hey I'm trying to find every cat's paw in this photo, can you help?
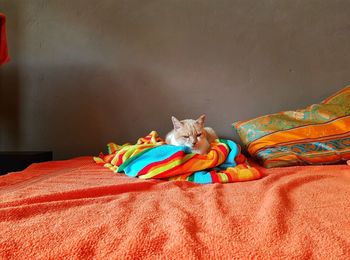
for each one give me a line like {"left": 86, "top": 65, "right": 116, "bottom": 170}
{"left": 191, "top": 149, "right": 201, "bottom": 155}
{"left": 191, "top": 148, "right": 208, "bottom": 155}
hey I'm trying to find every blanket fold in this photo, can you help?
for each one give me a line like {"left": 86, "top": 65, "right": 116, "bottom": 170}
{"left": 94, "top": 131, "right": 262, "bottom": 184}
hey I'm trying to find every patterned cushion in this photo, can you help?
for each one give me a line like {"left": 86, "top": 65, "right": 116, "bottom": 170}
{"left": 233, "top": 86, "right": 350, "bottom": 168}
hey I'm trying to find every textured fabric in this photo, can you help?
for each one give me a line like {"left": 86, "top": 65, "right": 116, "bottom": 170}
{"left": 94, "top": 131, "right": 261, "bottom": 184}
{"left": 0, "top": 13, "right": 10, "bottom": 65}
{"left": 1, "top": 157, "right": 350, "bottom": 259}
{"left": 233, "top": 85, "right": 350, "bottom": 168}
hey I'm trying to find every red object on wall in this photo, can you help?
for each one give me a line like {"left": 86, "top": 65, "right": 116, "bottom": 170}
{"left": 0, "top": 13, "right": 10, "bottom": 65}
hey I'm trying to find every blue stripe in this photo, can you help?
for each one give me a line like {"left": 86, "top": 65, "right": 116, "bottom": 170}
{"left": 219, "top": 139, "right": 238, "bottom": 168}
{"left": 123, "top": 145, "right": 190, "bottom": 177}
{"left": 191, "top": 171, "right": 213, "bottom": 184}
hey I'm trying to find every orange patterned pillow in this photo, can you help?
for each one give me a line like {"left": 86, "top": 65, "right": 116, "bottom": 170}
{"left": 233, "top": 86, "right": 350, "bottom": 168}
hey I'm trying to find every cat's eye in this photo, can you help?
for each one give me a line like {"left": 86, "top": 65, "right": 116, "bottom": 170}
{"left": 197, "top": 133, "right": 202, "bottom": 137}
{"left": 183, "top": 135, "right": 189, "bottom": 138}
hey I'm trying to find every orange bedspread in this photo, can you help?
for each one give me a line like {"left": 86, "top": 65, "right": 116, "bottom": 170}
{"left": 1, "top": 157, "right": 350, "bottom": 259}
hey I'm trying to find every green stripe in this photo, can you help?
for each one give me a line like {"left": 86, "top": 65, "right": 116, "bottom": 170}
{"left": 218, "top": 172, "right": 228, "bottom": 183}
{"left": 117, "top": 147, "right": 155, "bottom": 173}
{"left": 187, "top": 174, "right": 194, "bottom": 182}
{"left": 141, "top": 159, "right": 183, "bottom": 178}
{"left": 219, "top": 138, "right": 228, "bottom": 145}
{"left": 140, "top": 154, "right": 195, "bottom": 179}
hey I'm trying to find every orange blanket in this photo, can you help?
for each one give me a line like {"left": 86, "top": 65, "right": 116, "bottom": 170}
{"left": 1, "top": 157, "right": 350, "bottom": 258}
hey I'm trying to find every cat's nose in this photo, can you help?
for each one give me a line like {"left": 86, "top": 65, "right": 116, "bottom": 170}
{"left": 192, "top": 140, "right": 197, "bottom": 145}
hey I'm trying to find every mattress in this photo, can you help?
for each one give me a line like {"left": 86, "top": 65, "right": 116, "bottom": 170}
{"left": 1, "top": 157, "right": 350, "bottom": 259}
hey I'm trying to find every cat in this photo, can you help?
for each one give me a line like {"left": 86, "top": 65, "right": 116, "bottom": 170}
{"left": 165, "top": 115, "right": 218, "bottom": 155}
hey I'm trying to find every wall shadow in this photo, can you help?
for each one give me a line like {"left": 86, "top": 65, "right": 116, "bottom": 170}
{"left": 18, "top": 64, "right": 179, "bottom": 159}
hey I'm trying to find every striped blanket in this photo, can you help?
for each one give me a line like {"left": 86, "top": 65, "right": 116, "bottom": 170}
{"left": 94, "top": 131, "right": 262, "bottom": 184}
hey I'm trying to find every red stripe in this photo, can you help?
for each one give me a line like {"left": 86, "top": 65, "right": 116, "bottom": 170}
{"left": 208, "top": 145, "right": 228, "bottom": 168}
{"left": 210, "top": 170, "right": 220, "bottom": 183}
{"left": 217, "top": 144, "right": 229, "bottom": 158}
{"left": 225, "top": 171, "right": 233, "bottom": 182}
{"left": 153, "top": 154, "right": 198, "bottom": 179}
{"left": 138, "top": 151, "right": 186, "bottom": 176}
{"left": 235, "top": 154, "right": 246, "bottom": 164}
{"left": 116, "top": 151, "right": 126, "bottom": 166}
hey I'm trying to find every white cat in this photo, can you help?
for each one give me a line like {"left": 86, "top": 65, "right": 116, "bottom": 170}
{"left": 165, "top": 115, "right": 218, "bottom": 155}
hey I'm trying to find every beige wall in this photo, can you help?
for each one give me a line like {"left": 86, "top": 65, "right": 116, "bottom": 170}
{"left": 0, "top": 0, "right": 349, "bottom": 159}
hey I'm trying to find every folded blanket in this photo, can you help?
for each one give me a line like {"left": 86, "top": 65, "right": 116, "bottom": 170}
{"left": 94, "top": 131, "right": 262, "bottom": 184}
{"left": 0, "top": 13, "right": 10, "bottom": 65}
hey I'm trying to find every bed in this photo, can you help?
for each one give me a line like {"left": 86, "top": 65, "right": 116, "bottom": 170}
{"left": 1, "top": 156, "right": 350, "bottom": 259}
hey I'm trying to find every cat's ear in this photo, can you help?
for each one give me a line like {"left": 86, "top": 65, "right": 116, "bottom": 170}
{"left": 171, "top": 116, "right": 183, "bottom": 130}
{"left": 196, "top": 114, "right": 206, "bottom": 126}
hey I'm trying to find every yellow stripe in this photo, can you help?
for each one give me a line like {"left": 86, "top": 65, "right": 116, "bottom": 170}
{"left": 218, "top": 172, "right": 228, "bottom": 183}
{"left": 140, "top": 154, "right": 195, "bottom": 179}
{"left": 139, "top": 158, "right": 183, "bottom": 179}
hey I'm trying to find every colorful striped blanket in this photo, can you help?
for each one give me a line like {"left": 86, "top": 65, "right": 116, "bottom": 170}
{"left": 94, "top": 131, "right": 262, "bottom": 184}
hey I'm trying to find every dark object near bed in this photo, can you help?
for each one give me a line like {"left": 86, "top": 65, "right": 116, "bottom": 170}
{"left": 0, "top": 151, "right": 52, "bottom": 175}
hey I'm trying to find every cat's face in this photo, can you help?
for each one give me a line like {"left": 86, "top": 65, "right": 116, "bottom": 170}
{"left": 171, "top": 115, "right": 207, "bottom": 149}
